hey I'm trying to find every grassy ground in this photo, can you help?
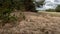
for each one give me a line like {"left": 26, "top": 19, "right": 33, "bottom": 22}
{"left": 0, "top": 11, "right": 60, "bottom": 34}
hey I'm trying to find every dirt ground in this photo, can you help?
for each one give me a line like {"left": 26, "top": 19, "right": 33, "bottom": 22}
{"left": 0, "top": 12, "right": 60, "bottom": 34}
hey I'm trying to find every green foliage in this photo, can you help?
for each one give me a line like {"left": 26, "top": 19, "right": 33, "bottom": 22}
{"left": 46, "top": 9, "right": 55, "bottom": 12}
{"left": 55, "top": 5, "right": 60, "bottom": 12}
{"left": 0, "top": 0, "right": 36, "bottom": 25}
{"left": 45, "top": 5, "right": 60, "bottom": 12}
{"left": 0, "top": 0, "right": 26, "bottom": 26}
{"left": 23, "top": 0, "right": 36, "bottom": 12}
{"left": 0, "top": 0, "right": 13, "bottom": 24}
{"left": 37, "top": 0, "right": 45, "bottom": 5}
{"left": 0, "top": 8, "right": 16, "bottom": 24}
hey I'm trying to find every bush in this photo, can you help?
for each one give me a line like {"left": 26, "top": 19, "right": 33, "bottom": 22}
{"left": 0, "top": 8, "right": 25, "bottom": 26}
{"left": 0, "top": 0, "right": 26, "bottom": 26}
{"left": 0, "top": 8, "right": 15, "bottom": 25}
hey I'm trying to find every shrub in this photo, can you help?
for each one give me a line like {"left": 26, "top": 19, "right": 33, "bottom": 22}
{"left": 0, "top": 8, "right": 14, "bottom": 25}
{"left": 0, "top": 0, "right": 26, "bottom": 26}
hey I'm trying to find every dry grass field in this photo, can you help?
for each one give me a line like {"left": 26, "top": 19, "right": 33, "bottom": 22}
{"left": 0, "top": 11, "right": 60, "bottom": 34}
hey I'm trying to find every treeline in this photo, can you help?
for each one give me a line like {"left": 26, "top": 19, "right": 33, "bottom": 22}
{"left": 46, "top": 5, "right": 60, "bottom": 12}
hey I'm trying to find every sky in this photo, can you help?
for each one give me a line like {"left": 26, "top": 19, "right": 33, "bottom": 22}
{"left": 35, "top": 0, "right": 60, "bottom": 10}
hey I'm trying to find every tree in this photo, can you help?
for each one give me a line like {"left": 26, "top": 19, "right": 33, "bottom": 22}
{"left": 55, "top": 5, "right": 60, "bottom": 12}
{"left": 23, "top": 0, "right": 37, "bottom": 12}
{"left": 34, "top": 0, "right": 45, "bottom": 7}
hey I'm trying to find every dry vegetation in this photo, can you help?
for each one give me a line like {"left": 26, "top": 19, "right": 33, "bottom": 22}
{"left": 0, "top": 12, "right": 60, "bottom": 34}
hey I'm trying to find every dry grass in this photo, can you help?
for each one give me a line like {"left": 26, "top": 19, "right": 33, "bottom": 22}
{"left": 0, "top": 12, "right": 60, "bottom": 34}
